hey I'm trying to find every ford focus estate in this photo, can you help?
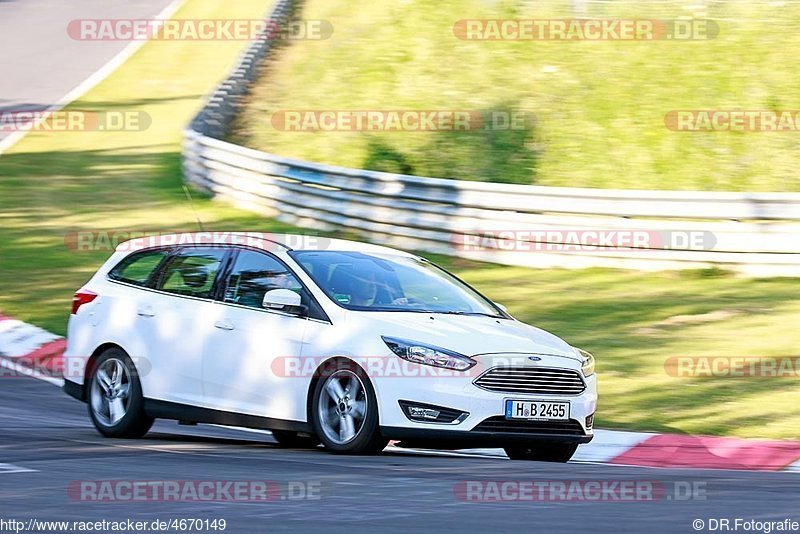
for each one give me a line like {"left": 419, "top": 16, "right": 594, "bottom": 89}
{"left": 64, "top": 233, "right": 597, "bottom": 461}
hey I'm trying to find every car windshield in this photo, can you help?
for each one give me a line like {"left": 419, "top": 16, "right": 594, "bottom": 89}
{"left": 290, "top": 250, "right": 503, "bottom": 316}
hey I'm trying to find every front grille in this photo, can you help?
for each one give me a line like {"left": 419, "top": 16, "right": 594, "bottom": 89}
{"left": 474, "top": 366, "right": 586, "bottom": 395}
{"left": 473, "top": 416, "right": 586, "bottom": 436}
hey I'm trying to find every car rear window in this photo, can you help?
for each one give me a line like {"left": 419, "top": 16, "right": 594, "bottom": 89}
{"left": 108, "top": 249, "right": 169, "bottom": 287}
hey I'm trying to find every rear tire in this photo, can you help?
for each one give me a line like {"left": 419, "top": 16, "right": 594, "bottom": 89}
{"left": 504, "top": 442, "right": 578, "bottom": 462}
{"left": 271, "top": 430, "right": 320, "bottom": 449}
{"left": 87, "top": 348, "right": 154, "bottom": 438}
{"left": 311, "top": 361, "right": 387, "bottom": 454}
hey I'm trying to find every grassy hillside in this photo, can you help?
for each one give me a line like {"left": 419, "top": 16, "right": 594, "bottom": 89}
{"left": 230, "top": 0, "right": 800, "bottom": 191}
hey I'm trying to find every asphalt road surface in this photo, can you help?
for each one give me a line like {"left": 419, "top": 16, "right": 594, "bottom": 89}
{"left": 0, "top": 0, "right": 177, "bottom": 143}
{"left": 0, "top": 375, "right": 797, "bottom": 534}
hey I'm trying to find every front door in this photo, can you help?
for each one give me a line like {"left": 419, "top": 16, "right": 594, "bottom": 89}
{"left": 201, "top": 249, "right": 309, "bottom": 420}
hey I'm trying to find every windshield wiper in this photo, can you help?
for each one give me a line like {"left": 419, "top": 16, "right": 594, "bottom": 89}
{"left": 435, "top": 311, "right": 503, "bottom": 318}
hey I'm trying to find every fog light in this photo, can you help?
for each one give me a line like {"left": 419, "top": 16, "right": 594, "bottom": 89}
{"left": 585, "top": 413, "right": 594, "bottom": 429}
{"left": 399, "top": 400, "right": 468, "bottom": 424}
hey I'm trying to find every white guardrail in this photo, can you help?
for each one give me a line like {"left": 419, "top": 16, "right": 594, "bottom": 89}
{"left": 182, "top": 0, "right": 800, "bottom": 277}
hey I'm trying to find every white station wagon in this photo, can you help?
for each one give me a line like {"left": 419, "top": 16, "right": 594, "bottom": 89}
{"left": 64, "top": 233, "right": 597, "bottom": 461}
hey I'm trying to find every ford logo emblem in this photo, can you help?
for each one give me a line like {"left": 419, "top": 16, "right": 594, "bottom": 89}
{"left": 528, "top": 356, "right": 542, "bottom": 362}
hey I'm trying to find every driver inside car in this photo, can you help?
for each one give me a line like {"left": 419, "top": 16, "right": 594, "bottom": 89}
{"left": 347, "top": 271, "right": 410, "bottom": 307}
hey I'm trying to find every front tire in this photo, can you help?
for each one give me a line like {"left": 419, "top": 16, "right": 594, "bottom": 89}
{"left": 310, "top": 362, "right": 387, "bottom": 454}
{"left": 87, "top": 348, "right": 153, "bottom": 438}
{"left": 504, "top": 442, "right": 578, "bottom": 462}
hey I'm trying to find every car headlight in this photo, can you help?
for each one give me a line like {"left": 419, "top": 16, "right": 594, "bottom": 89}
{"left": 574, "top": 347, "right": 595, "bottom": 377}
{"left": 382, "top": 337, "right": 477, "bottom": 371}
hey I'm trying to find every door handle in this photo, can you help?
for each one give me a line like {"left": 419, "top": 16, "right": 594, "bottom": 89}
{"left": 214, "top": 320, "right": 235, "bottom": 331}
{"left": 137, "top": 306, "right": 155, "bottom": 318}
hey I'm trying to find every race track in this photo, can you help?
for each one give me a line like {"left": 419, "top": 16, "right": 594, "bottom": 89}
{"left": 0, "top": 0, "right": 178, "bottom": 145}
{"left": 0, "top": 375, "right": 796, "bottom": 534}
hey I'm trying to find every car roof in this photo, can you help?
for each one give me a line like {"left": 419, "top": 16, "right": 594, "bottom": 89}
{"left": 115, "top": 232, "right": 415, "bottom": 258}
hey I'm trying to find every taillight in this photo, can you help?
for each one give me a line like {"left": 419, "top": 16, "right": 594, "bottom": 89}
{"left": 71, "top": 290, "right": 98, "bottom": 315}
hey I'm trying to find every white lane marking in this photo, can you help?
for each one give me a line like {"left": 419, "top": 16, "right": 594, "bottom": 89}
{"left": 208, "top": 424, "right": 273, "bottom": 436}
{"left": 787, "top": 460, "right": 800, "bottom": 473}
{"left": 0, "top": 0, "right": 188, "bottom": 155}
{"left": 65, "top": 438, "right": 211, "bottom": 456}
{"left": 572, "top": 429, "right": 655, "bottom": 463}
{"left": 0, "top": 463, "right": 36, "bottom": 474}
{"left": 0, "top": 355, "right": 64, "bottom": 387}
{"left": 386, "top": 445, "right": 505, "bottom": 459}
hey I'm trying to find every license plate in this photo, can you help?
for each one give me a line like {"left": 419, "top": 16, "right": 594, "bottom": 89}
{"left": 505, "top": 400, "right": 570, "bottom": 421}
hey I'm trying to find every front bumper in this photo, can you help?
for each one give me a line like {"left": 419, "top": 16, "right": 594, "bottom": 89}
{"left": 373, "top": 355, "right": 597, "bottom": 446}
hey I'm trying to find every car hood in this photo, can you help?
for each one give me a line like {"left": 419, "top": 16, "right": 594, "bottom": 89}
{"left": 357, "top": 312, "right": 577, "bottom": 360}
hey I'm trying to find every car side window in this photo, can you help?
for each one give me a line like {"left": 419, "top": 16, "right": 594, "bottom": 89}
{"left": 108, "top": 249, "right": 169, "bottom": 287}
{"left": 156, "top": 248, "right": 226, "bottom": 299}
{"left": 224, "top": 250, "right": 303, "bottom": 309}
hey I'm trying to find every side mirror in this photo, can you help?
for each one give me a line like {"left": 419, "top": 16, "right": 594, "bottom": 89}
{"left": 262, "top": 289, "right": 307, "bottom": 316}
{"left": 494, "top": 302, "right": 509, "bottom": 313}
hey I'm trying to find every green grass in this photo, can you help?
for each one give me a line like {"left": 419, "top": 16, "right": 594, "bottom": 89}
{"left": 229, "top": 0, "right": 800, "bottom": 191}
{"left": 0, "top": 0, "right": 799, "bottom": 440}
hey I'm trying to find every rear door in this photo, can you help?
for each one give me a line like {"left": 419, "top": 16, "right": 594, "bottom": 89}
{"left": 142, "top": 246, "right": 230, "bottom": 406}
